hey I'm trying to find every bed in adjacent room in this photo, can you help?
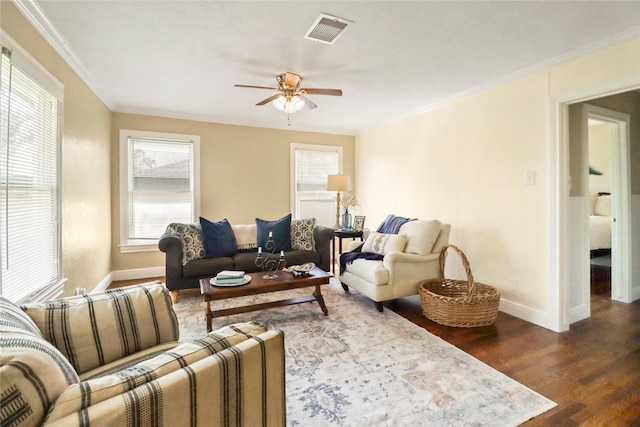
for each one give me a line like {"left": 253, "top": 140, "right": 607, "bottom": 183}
{"left": 589, "top": 192, "right": 611, "bottom": 251}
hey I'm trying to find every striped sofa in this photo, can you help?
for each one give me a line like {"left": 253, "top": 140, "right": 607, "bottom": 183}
{"left": 0, "top": 282, "right": 285, "bottom": 426}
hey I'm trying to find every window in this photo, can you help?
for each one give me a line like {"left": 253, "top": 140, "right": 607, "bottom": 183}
{"left": 0, "top": 38, "right": 64, "bottom": 303}
{"left": 290, "top": 143, "right": 342, "bottom": 227}
{"left": 119, "top": 130, "right": 200, "bottom": 252}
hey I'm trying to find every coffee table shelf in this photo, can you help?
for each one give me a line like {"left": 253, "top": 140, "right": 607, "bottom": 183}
{"left": 199, "top": 267, "right": 330, "bottom": 332}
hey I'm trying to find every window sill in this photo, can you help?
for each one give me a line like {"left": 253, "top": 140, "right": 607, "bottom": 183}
{"left": 119, "top": 242, "right": 159, "bottom": 253}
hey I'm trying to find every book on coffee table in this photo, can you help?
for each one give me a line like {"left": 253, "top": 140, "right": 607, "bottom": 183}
{"left": 216, "top": 270, "right": 245, "bottom": 279}
{"left": 214, "top": 277, "right": 245, "bottom": 285}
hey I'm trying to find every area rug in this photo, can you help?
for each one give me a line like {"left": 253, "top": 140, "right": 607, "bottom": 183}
{"left": 173, "top": 279, "right": 555, "bottom": 426}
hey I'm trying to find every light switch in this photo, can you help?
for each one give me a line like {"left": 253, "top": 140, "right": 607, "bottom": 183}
{"left": 525, "top": 171, "right": 535, "bottom": 186}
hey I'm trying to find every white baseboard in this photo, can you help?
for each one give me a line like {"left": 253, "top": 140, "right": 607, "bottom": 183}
{"left": 93, "top": 272, "right": 114, "bottom": 293}
{"left": 568, "top": 304, "right": 590, "bottom": 325}
{"left": 499, "top": 298, "right": 556, "bottom": 331}
{"left": 92, "top": 266, "right": 165, "bottom": 293}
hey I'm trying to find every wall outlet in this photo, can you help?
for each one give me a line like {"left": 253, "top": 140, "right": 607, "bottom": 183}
{"left": 525, "top": 171, "right": 535, "bottom": 186}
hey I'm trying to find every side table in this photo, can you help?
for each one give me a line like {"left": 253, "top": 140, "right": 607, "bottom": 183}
{"left": 332, "top": 229, "right": 364, "bottom": 273}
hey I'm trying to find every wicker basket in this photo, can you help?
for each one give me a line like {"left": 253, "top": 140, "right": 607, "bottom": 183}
{"left": 419, "top": 244, "right": 500, "bottom": 327}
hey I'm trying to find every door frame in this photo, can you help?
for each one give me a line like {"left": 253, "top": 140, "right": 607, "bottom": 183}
{"left": 582, "top": 104, "right": 631, "bottom": 304}
{"left": 548, "top": 75, "right": 639, "bottom": 332}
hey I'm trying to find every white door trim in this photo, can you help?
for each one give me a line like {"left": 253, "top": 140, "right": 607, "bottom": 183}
{"left": 549, "top": 74, "right": 639, "bottom": 332}
{"left": 583, "top": 104, "right": 632, "bottom": 303}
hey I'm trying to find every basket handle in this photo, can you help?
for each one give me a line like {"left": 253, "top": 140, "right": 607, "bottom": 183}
{"left": 438, "top": 244, "right": 476, "bottom": 300}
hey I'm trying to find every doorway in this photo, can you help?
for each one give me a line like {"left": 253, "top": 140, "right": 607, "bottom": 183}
{"left": 550, "top": 84, "right": 638, "bottom": 332}
{"left": 563, "top": 99, "right": 633, "bottom": 326}
{"left": 582, "top": 104, "right": 631, "bottom": 309}
{"left": 587, "top": 117, "right": 615, "bottom": 297}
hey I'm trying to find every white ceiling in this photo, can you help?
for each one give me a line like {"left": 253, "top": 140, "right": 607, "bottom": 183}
{"left": 17, "top": 1, "right": 640, "bottom": 135}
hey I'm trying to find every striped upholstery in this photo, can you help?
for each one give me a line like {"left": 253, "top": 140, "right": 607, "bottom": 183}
{"left": 2, "top": 283, "right": 286, "bottom": 427}
{"left": 80, "top": 323, "right": 266, "bottom": 380}
{"left": 21, "top": 283, "right": 179, "bottom": 375}
{"left": 79, "top": 342, "right": 180, "bottom": 381}
{"left": 0, "top": 297, "right": 79, "bottom": 427}
{"left": 43, "top": 328, "right": 286, "bottom": 427}
{"left": 47, "top": 323, "right": 278, "bottom": 425}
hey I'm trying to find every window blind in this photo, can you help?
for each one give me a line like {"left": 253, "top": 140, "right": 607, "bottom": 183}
{"left": 127, "top": 137, "right": 195, "bottom": 240}
{"left": 295, "top": 149, "right": 339, "bottom": 191}
{"left": 0, "top": 46, "right": 62, "bottom": 302}
{"left": 292, "top": 147, "right": 339, "bottom": 227}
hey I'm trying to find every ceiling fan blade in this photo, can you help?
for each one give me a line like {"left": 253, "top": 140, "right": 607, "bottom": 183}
{"left": 301, "top": 88, "right": 342, "bottom": 96}
{"left": 256, "top": 94, "right": 282, "bottom": 106}
{"left": 284, "top": 72, "right": 301, "bottom": 88}
{"left": 299, "top": 94, "right": 317, "bottom": 110}
{"left": 234, "top": 84, "right": 278, "bottom": 90}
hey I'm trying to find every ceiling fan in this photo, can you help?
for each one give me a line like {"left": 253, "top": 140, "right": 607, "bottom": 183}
{"left": 234, "top": 72, "right": 342, "bottom": 113}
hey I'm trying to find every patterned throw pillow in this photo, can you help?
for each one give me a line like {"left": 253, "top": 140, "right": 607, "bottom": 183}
{"left": 166, "top": 222, "right": 205, "bottom": 265}
{"left": 291, "top": 218, "right": 316, "bottom": 251}
{"left": 362, "top": 232, "right": 408, "bottom": 255}
{"left": 0, "top": 297, "right": 79, "bottom": 427}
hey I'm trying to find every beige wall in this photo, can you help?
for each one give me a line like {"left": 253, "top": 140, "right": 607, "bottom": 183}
{"left": 355, "top": 37, "right": 640, "bottom": 321}
{"left": 2, "top": 1, "right": 355, "bottom": 286}
{"left": 111, "top": 113, "right": 355, "bottom": 271}
{"left": 2, "top": 2, "right": 113, "bottom": 296}
{"left": 5, "top": 0, "right": 638, "bottom": 316}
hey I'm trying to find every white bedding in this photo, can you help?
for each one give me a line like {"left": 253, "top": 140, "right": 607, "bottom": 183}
{"left": 590, "top": 215, "right": 611, "bottom": 250}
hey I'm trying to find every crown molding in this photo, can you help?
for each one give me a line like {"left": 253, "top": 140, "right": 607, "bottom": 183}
{"left": 362, "top": 26, "right": 640, "bottom": 135}
{"left": 12, "top": 0, "right": 115, "bottom": 109}
{"left": 12, "top": 1, "right": 639, "bottom": 137}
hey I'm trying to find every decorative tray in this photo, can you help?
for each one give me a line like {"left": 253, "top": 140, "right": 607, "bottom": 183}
{"left": 210, "top": 275, "right": 252, "bottom": 287}
{"left": 287, "top": 262, "right": 315, "bottom": 275}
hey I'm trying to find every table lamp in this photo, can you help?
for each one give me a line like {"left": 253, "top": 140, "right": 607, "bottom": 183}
{"left": 327, "top": 174, "right": 351, "bottom": 229}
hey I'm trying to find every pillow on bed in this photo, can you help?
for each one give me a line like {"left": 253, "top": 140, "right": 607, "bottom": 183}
{"left": 594, "top": 195, "right": 611, "bottom": 216}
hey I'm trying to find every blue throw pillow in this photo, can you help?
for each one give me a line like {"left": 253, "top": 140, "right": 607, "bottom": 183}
{"left": 199, "top": 217, "right": 238, "bottom": 258}
{"left": 256, "top": 214, "right": 292, "bottom": 253}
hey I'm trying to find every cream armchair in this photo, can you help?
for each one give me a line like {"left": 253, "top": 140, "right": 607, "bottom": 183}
{"left": 339, "top": 219, "right": 450, "bottom": 311}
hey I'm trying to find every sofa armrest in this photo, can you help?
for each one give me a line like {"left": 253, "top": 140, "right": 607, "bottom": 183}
{"left": 313, "top": 226, "right": 335, "bottom": 272}
{"left": 383, "top": 252, "right": 441, "bottom": 286}
{"left": 158, "top": 231, "right": 182, "bottom": 254}
{"left": 383, "top": 251, "right": 439, "bottom": 265}
{"left": 44, "top": 326, "right": 286, "bottom": 427}
{"left": 158, "top": 232, "right": 187, "bottom": 292}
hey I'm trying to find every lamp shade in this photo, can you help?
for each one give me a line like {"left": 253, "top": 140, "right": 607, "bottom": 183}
{"left": 273, "top": 95, "right": 305, "bottom": 113}
{"left": 327, "top": 174, "right": 350, "bottom": 192}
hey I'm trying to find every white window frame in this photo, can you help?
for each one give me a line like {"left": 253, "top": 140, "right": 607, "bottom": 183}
{"left": 289, "top": 143, "right": 343, "bottom": 225}
{"left": 0, "top": 33, "right": 65, "bottom": 303}
{"left": 119, "top": 129, "right": 200, "bottom": 253}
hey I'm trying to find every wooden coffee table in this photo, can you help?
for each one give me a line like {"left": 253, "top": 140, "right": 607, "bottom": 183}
{"left": 199, "top": 266, "right": 331, "bottom": 332}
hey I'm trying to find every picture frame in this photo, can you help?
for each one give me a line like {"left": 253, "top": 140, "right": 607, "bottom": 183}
{"left": 354, "top": 216, "right": 366, "bottom": 231}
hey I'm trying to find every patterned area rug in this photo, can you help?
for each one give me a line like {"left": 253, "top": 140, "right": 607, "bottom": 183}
{"left": 173, "top": 279, "right": 555, "bottom": 426}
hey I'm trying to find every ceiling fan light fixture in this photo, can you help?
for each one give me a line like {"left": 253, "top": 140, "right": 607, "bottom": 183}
{"left": 273, "top": 95, "right": 305, "bottom": 114}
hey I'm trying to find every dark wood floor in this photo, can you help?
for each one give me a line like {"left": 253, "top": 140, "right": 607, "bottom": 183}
{"left": 112, "top": 275, "right": 640, "bottom": 425}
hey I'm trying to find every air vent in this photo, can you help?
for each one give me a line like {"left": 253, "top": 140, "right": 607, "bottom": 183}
{"left": 304, "top": 13, "right": 353, "bottom": 45}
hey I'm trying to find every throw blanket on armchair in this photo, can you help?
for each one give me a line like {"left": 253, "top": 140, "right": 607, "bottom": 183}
{"left": 340, "top": 215, "right": 414, "bottom": 274}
